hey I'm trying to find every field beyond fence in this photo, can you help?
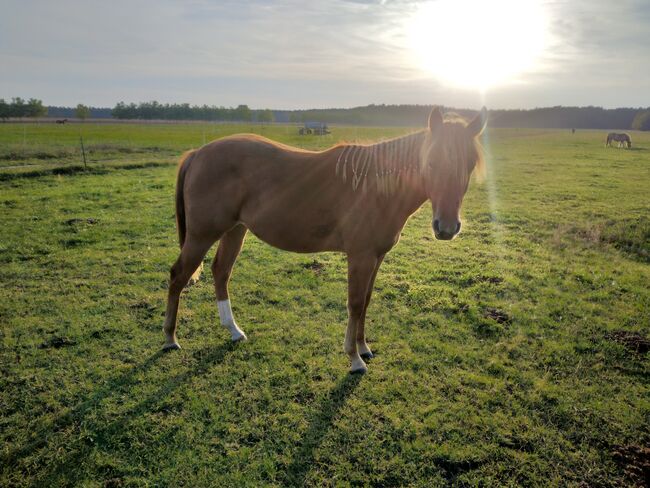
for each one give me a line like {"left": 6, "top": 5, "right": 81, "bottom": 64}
{"left": 1, "top": 123, "right": 648, "bottom": 486}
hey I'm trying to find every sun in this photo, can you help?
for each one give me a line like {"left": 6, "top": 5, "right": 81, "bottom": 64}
{"left": 407, "top": 0, "right": 549, "bottom": 90}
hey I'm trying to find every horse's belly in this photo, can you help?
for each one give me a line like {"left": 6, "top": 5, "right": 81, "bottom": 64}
{"left": 242, "top": 215, "right": 343, "bottom": 253}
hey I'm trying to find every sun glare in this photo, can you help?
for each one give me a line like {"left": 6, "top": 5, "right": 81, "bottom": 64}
{"left": 407, "top": 0, "right": 548, "bottom": 89}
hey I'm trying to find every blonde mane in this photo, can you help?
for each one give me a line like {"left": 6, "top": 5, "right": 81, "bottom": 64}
{"left": 335, "top": 117, "right": 485, "bottom": 193}
{"left": 335, "top": 131, "right": 426, "bottom": 193}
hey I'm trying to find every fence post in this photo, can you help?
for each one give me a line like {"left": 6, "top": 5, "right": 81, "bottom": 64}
{"left": 79, "top": 135, "right": 87, "bottom": 169}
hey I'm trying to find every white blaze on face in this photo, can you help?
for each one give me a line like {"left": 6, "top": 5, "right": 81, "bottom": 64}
{"left": 407, "top": 0, "right": 549, "bottom": 89}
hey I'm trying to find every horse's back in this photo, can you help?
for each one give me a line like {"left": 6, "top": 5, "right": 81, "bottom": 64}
{"left": 181, "top": 134, "right": 341, "bottom": 242}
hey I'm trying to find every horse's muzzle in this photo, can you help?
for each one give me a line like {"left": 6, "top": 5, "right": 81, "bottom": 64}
{"left": 433, "top": 219, "right": 461, "bottom": 240}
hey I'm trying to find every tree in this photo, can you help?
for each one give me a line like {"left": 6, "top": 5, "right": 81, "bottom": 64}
{"left": 110, "top": 101, "right": 260, "bottom": 122}
{"left": 257, "top": 109, "right": 274, "bottom": 124}
{"left": 0, "top": 99, "right": 9, "bottom": 121}
{"left": 76, "top": 104, "right": 91, "bottom": 121}
{"left": 631, "top": 110, "right": 650, "bottom": 131}
{"left": 233, "top": 104, "right": 252, "bottom": 122}
{"left": 10, "top": 97, "right": 26, "bottom": 117}
{"left": 25, "top": 98, "right": 47, "bottom": 118}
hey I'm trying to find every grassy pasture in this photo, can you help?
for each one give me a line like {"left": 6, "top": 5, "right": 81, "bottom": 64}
{"left": 0, "top": 122, "right": 407, "bottom": 173}
{"left": 1, "top": 123, "right": 649, "bottom": 487}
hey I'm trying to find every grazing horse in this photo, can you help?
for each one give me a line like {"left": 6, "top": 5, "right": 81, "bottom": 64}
{"left": 606, "top": 132, "right": 631, "bottom": 148}
{"left": 55, "top": 119, "right": 68, "bottom": 124}
{"left": 162, "top": 107, "right": 488, "bottom": 373}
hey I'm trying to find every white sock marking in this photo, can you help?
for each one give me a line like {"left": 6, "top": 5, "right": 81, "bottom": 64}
{"left": 217, "top": 299, "right": 247, "bottom": 341}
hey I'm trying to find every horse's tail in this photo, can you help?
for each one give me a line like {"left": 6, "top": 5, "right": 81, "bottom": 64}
{"left": 176, "top": 150, "right": 193, "bottom": 249}
{"left": 176, "top": 149, "right": 203, "bottom": 282}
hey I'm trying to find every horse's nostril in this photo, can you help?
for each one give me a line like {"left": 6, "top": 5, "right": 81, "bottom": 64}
{"left": 433, "top": 219, "right": 440, "bottom": 233}
{"left": 456, "top": 221, "right": 461, "bottom": 233}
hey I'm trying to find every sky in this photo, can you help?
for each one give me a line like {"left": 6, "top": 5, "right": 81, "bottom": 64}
{"left": 1, "top": 0, "right": 649, "bottom": 110}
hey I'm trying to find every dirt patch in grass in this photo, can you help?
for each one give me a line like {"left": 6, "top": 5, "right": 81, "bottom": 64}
{"left": 129, "top": 300, "right": 158, "bottom": 320}
{"left": 470, "top": 306, "right": 512, "bottom": 338}
{"left": 0, "top": 161, "right": 171, "bottom": 181}
{"left": 460, "top": 274, "right": 504, "bottom": 287}
{"left": 39, "top": 336, "right": 77, "bottom": 349}
{"left": 611, "top": 444, "right": 650, "bottom": 487}
{"left": 65, "top": 217, "right": 99, "bottom": 226}
{"left": 89, "top": 328, "right": 111, "bottom": 339}
{"left": 606, "top": 330, "right": 650, "bottom": 354}
{"left": 0, "top": 148, "right": 76, "bottom": 161}
{"left": 87, "top": 144, "right": 168, "bottom": 154}
{"left": 483, "top": 307, "right": 512, "bottom": 325}
{"left": 600, "top": 217, "right": 650, "bottom": 262}
{"left": 301, "top": 259, "right": 325, "bottom": 275}
{"left": 60, "top": 238, "right": 88, "bottom": 248}
{"left": 554, "top": 217, "right": 649, "bottom": 263}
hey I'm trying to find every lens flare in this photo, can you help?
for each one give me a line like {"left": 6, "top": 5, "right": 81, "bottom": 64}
{"left": 407, "top": 0, "right": 548, "bottom": 89}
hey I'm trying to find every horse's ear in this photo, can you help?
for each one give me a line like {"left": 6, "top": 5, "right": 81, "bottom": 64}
{"left": 467, "top": 106, "right": 488, "bottom": 137}
{"left": 428, "top": 106, "right": 443, "bottom": 134}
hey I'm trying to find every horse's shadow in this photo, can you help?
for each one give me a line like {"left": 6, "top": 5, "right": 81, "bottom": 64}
{"left": 281, "top": 373, "right": 362, "bottom": 486}
{"left": 7, "top": 340, "right": 362, "bottom": 487}
{"left": 3, "top": 350, "right": 163, "bottom": 467}
{"left": 5, "top": 340, "right": 235, "bottom": 486}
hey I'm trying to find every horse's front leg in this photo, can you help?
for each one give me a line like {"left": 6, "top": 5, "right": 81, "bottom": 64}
{"left": 345, "top": 253, "right": 380, "bottom": 374}
{"left": 356, "top": 254, "right": 385, "bottom": 360}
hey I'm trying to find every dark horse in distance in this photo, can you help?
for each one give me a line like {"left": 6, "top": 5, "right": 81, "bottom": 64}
{"left": 606, "top": 132, "right": 631, "bottom": 148}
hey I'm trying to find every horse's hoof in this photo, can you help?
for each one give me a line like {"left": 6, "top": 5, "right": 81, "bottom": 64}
{"left": 360, "top": 351, "right": 374, "bottom": 360}
{"left": 162, "top": 342, "right": 181, "bottom": 351}
{"left": 350, "top": 366, "right": 367, "bottom": 375}
{"left": 231, "top": 333, "right": 247, "bottom": 343}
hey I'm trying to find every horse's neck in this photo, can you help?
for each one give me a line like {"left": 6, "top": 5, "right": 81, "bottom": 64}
{"left": 337, "top": 131, "right": 426, "bottom": 195}
{"left": 369, "top": 132, "right": 428, "bottom": 212}
{"left": 370, "top": 131, "right": 425, "bottom": 174}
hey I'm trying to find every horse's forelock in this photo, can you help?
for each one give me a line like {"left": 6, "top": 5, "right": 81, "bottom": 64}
{"left": 421, "top": 121, "right": 485, "bottom": 184}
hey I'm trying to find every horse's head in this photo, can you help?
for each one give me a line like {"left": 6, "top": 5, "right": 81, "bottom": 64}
{"left": 421, "top": 107, "right": 487, "bottom": 240}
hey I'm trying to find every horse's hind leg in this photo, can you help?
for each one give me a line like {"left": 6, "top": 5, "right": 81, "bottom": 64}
{"left": 162, "top": 236, "right": 214, "bottom": 350}
{"left": 212, "top": 224, "right": 248, "bottom": 341}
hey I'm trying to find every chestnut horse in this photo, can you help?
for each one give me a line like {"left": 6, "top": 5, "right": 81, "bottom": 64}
{"left": 162, "top": 107, "right": 487, "bottom": 373}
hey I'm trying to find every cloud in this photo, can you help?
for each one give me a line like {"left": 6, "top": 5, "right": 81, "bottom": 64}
{"left": 0, "top": 0, "right": 647, "bottom": 108}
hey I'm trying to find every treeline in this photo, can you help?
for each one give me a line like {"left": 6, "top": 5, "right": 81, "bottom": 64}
{"left": 488, "top": 106, "right": 647, "bottom": 130}
{"left": 0, "top": 98, "right": 47, "bottom": 119}
{"left": 111, "top": 101, "right": 258, "bottom": 121}
{"left": 47, "top": 106, "right": 113, "bottom": 119}
{"left": 279, "top": 104, "right": 650, "bottom": 130}
{"left": 4, "top": 96, "right": 649, "bottom": 129}
{"left": 106, "top": 101, "right": 650, "bottom": 130}
{"left": 281, "top": 104, "right": 432, "bottom": 126}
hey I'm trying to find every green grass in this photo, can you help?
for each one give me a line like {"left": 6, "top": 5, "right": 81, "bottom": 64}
{"left": 0, "top": 122, "right": 408, "bottom": 171}
{"left": 1, "top": 123, "right": 649, "bottom": 487}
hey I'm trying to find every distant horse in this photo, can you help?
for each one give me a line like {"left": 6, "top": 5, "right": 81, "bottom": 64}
{"left": 55, "top": 119, "right": 68, "bottom": 124}
{"left": 162, "top": 107, "right": 488, "bottom": 373}
{"left": 606, "top": 132, "right": 631, "bottom": 148}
